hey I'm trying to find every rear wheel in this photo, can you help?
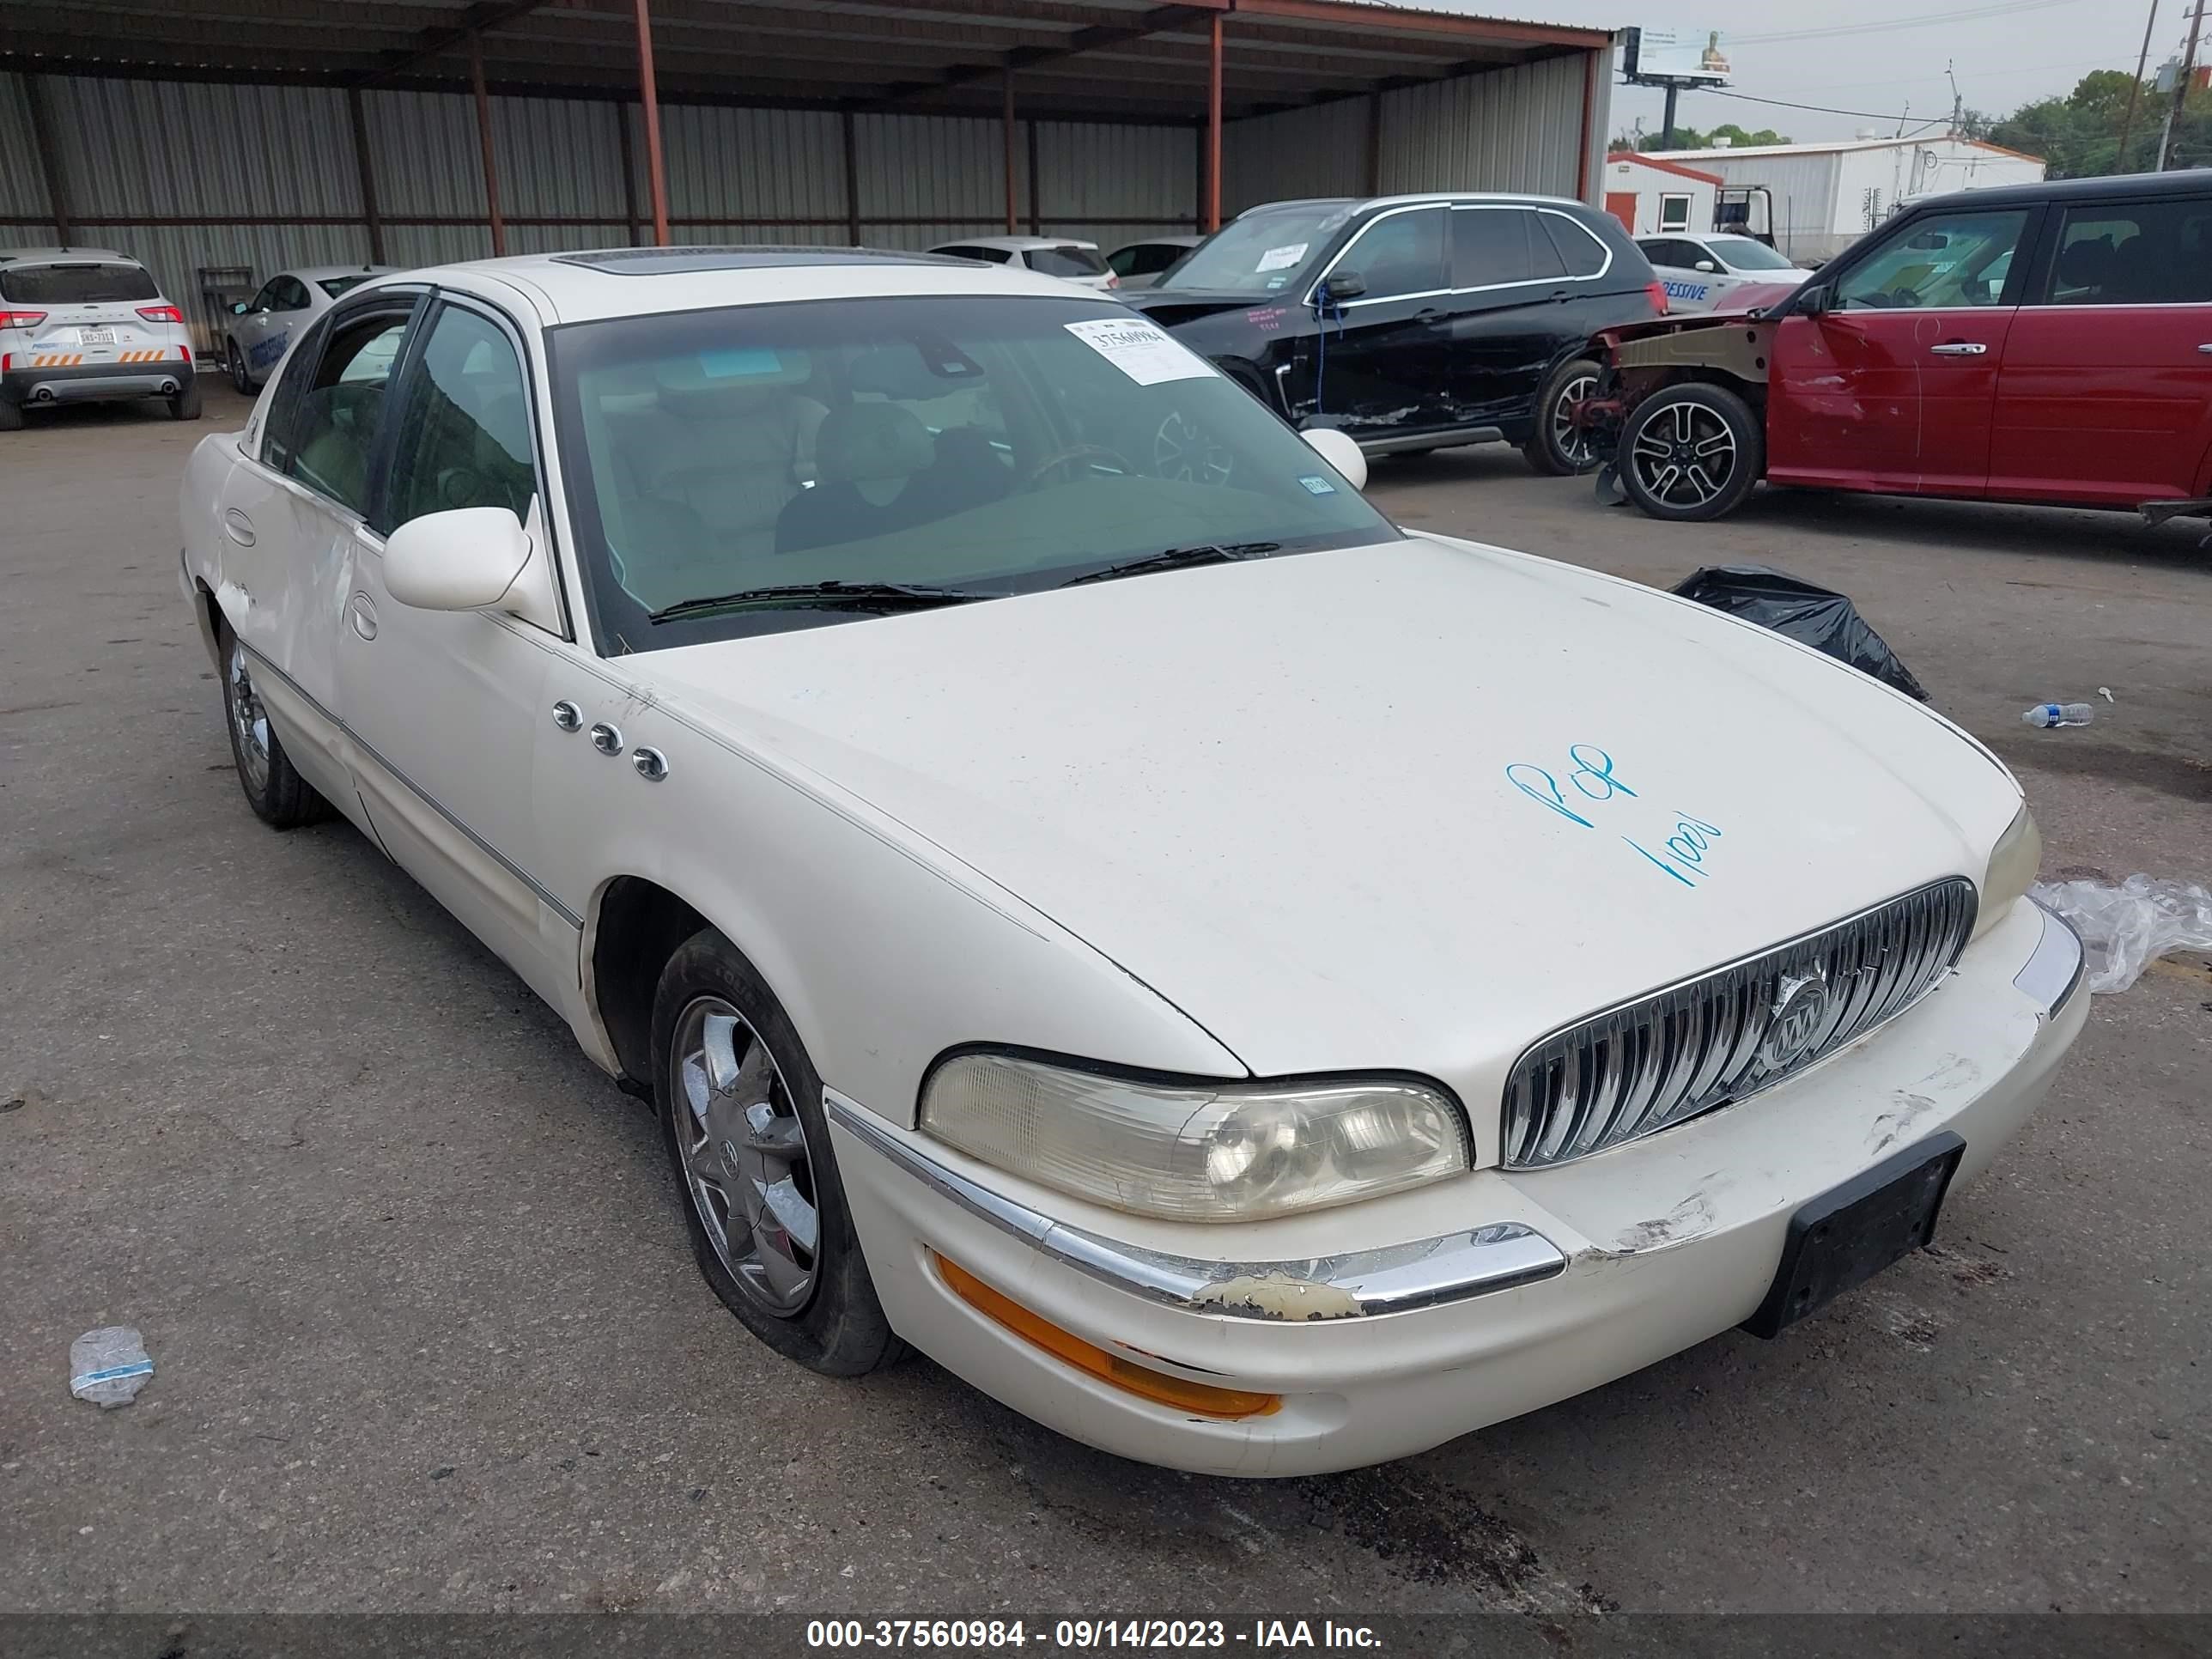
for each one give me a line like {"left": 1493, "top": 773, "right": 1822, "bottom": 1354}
{"left": 220, "top": 622, "right": 328, "bottom": 828}
{"left": 228, "top": 339, "right": 252, "bottom": 395}
{"left": 0, "top": 398, "right": 21, "bottom": 433}
{"left": 651, "top": 927, "right": 902, "bottom": 1377}
{"left": 167, "top": 378, "right": 203, "bottom": 422}
{"left": 1617, "top": 381, "right": 1764, "bottom": 522}
{"left": 1522, "top": 356, "right": 1603, "bottom": 476}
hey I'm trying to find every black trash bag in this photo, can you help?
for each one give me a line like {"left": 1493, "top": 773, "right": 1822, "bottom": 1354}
{"left": 1671, "top": 564, "right": 1930, "bottom": 702}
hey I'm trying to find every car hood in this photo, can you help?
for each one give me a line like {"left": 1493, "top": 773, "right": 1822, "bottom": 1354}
{"left": 641, "top": 537, "right": 2018, "bottom": 1104}
{"left": 1121, "top": 289, "right": 1295, "bottom": 328}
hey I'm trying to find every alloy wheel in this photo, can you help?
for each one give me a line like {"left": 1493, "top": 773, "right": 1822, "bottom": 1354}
{"left": 226, "top": 637, "right": 272, "bottom": 798}
{"left": 671, "top": 996, "right": 820, "bottom": 1317}
{"left": 1630, "top": 401, "right": 1738, "bottom": 508}
{"left": 1550, "top": 372, "right": 1599, "bottom": 468}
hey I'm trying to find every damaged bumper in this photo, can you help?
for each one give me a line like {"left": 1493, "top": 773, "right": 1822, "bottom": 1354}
{"left": 828, "top": 898, "right": 2085, "bottom": 1476}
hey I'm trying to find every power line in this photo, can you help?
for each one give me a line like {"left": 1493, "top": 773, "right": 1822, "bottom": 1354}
{"left": 1734, "top": 0, "right": 2092, "bottom": 46}
{"left": 1681, "top": 87, "right": 1955, "bottom": 125}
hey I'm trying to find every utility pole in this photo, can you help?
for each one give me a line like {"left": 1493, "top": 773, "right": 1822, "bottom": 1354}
{"left": 1948, "top": 60, "right": 1963, "bottom": 133}
{"left": 2118, "top": 0, "right": 2161, "bottom": 169}
{"left": 2160, "top": 0, "right": 2207, "bottom": 170}
{"left": 1660, "top": 82, "right": 1680, "bottom": 148}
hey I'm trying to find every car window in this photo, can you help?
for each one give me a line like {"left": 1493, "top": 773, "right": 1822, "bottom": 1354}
{"left": 1161, "top": 204, "right": 1355, "bottom": 295}
{"left": 1707, "top": 235, "right": 1795, "bottom": 271}
{"left": 1108, "top": 246, "right": 1145, "bottom": 277}
{"left": 938, "top": 246, "right": 1010, "bottom": 265}
{"left": 1335, "top": 207, "right": 1446, "bottom": 300}
{"left": 0, "top": 261, "right": 159, "bottom": 305}
{"left": 1454, "top": 209, "right": 1544, "bottom": 288}
{"left": 2043, "top": 198, "right": 2212, "bottom": 306}
{"left": 258, "top": 314, "right": 331, "bottom": 472}
{"left": 1028, "top": 245, "right": 1109, "bottom": 278}
{"left": 319, "top": 274, "right": 375, "bottom": 300}
{"left": 382, "top": 304, "right": 536, "bottom": 535}
{"left": 285, "top": 310, "right": 414, "bottom": 515}
{"left": 271, "top": 277, "right": 312, "bottom": 312}
{"left": 1835, "top": 209, "right": 2029, "bottom": 309}
{"left": 549, "top": 294, "right": 1397, "bottom": 652}
{"left": 1115, "top": 244, "right": 1179, "bottom": 277}
{"left": 1543, "top": 215, "right": 1610, "bottom": 278}
{"left": 250, "top": 279, "right": 283, "bottom": 313}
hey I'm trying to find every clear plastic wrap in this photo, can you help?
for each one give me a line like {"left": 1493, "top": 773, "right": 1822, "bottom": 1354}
{"left": 2030, "top": 876, "right": 2212, "bottom": 994}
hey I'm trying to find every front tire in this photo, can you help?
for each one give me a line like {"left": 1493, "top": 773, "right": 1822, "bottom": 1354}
{"left": 651, "top": 927, "right": 902, "bottom": 1378}
{"left": 220, "top": 621, "right": 328, "bottom": 827}
{"left": 1617, "top": 381, "right": 1764, "bottom": 521}
{"left": 1522, "top": 356, "right": 1603, "bottom": 476}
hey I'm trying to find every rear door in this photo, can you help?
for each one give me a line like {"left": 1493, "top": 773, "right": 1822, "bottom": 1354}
{"left": 1768, "top": 204, "right": 2035, "bottom": 496}
{"left": 0, "top": 258, "right": 181, "bottom": 375}
{"left": 1304, "top": 205, "right": 1455, "bottom": 437}
{"left": 1988, "top": 192, "right": 2212, "bottom": 505}
{"left": 1444, "top": 205, "right": 1578, "bottom": 428}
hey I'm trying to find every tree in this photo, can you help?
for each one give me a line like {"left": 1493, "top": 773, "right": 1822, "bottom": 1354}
{"left": 1608, "top": 120, "right": 1788, "bottom": 153}
{"left": 1984, "top": 68, "right": 2212, "bottom": 177}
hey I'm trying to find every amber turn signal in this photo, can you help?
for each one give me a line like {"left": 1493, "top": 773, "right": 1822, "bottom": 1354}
{"left": 933, "top": 1253, "right": 1281, "bottom": 1420}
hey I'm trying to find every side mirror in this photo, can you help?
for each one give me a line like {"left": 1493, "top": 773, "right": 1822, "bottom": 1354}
{"left": 1318, "top": 270, "right": 1366, "bottom": 303}
{"left": 231, "top": 301, "right": 249, "bottom": 315}
{"left": 1797, "top": 283, "right": 1832, "bottom": 318}
{"left": 1693, "top": 260, "right": 1717, "bottom": 273}
{"left": 385, "top": 507, "right": 532, "bottom": 611}
{"left": 1299, "top": 425, "right": 1367, "bottom": 493}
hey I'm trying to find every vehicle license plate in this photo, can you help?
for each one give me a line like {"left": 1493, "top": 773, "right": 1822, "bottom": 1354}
{"left": 1741, "top": 1132, "right": 1964, "bottom": 1338}
{"left": 79, "top": 326, "right": 117, "bottom": 346}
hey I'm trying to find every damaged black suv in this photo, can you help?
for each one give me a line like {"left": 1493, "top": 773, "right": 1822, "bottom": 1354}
{"left": 1121, "top": 193, "right": 1664, "bottom": 473}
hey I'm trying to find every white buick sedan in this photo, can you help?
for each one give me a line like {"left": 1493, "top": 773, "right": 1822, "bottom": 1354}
{"left": 179, "top": 248, "right": 2086, "bottom": 1476}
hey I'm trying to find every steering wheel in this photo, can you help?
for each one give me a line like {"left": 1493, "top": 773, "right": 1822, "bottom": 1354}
{"left": 1026, "top": 443, "right": 1135, "bottom": 487}
{"left": 1887, "top": 287, "right": 1923, "bottom": 308}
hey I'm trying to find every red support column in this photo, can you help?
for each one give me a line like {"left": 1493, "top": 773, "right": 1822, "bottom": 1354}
{"left": 1002, "top": 68, "right": 1018, "bottom": 234}
{"left": 470, "top": 36, "right": 506, "bottom": 257}
{"left": 1206, "top": 13, "right": 1223, "bottom": 232}
{"left": 1576, "top": 47, "right": 1599, "bottom": 203}
{"left": 635, "top": 0, "right": 671, "bottom": 246}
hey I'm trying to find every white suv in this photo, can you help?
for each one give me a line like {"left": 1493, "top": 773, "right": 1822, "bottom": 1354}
{"left": 0, "top": 246, "right": 199, "bottom": 429}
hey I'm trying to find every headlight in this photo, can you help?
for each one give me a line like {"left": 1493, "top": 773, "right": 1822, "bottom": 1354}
{"left": 918, "top": 1052, "right": 1469, "bottom": 1223}
{"left": 1973, "top": 802, "right": 2041, "bottom": 940}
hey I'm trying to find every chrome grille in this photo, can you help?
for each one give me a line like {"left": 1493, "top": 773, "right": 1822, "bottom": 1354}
{"left": 1502, "top": 878, "right": 1978, "bottom": 1170}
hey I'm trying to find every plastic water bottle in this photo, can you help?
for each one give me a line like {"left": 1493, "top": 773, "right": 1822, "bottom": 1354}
{"left": 2021, "top": 702, "right": 2094, "bottom": 728}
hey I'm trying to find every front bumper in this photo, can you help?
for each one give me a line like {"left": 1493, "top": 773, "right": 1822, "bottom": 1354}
{"left": 830, "top": 897, "right": 2087, "bottom": 1476}
{"left": 4, "top": 357, "right": 194, "bottom": 406}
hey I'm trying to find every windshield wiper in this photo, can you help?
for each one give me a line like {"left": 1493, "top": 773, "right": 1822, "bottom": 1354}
{"left": 647, "top": 580, "right": 995, "bottom": 623}
{"left": 1060, "top": 543, "right": 1282, "bottom": 588}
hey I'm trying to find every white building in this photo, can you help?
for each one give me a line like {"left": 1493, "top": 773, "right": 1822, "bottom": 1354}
{"left": 1600, "top": 152, "right": 1723, "bottom": 238}
{"left": 1641, "top": 135, "right": 2047, "bottom": 263}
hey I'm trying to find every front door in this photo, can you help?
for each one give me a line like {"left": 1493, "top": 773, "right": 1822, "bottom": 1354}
{"left": 1768, "top": 205, "right": 2033, "bottom": 497}
{"left": 1989, "top": 192, "right": 2212, "bottom": 505}
{"left": 1305, "top": 205, "right": 1455, "bottom": 438}
{"left": 336, "top": 295, "right": 576, "bottom": 1006}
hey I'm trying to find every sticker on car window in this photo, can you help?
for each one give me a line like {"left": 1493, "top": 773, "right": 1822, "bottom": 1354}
{"left": 1063, "top": 319, "right": 1213, "bottom": 386}
{"left": 700, "top": 348, "right": 783, "bottom": 378}
{"left": 1297, "top": 474, "right": 1337, "bottom": 495}
{"left": 1255, "top": 242, "right": 1309, "bottom": 272}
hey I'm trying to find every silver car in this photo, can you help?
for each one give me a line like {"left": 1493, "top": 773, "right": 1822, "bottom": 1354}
{"left": 1108, "top": 234, "right": 1204, "bottom": 290}
{"left": 1634, "top": 233, "right": 1812, "bottom": 313}
{"left": 222, "top": 264, "right": 396, "bottom": 392}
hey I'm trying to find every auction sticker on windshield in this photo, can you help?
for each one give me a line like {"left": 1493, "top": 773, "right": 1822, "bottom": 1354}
{"left": 1064, "top": 319, "right": 1213, "bottom": 386}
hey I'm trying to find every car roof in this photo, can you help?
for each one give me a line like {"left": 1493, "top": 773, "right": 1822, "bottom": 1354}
{"left": 930, "top": 235, "right": 1100, "bottom": 251}
{"left": 283, "top": 264, "right": 398, "bottom": 282}
{"left": 347, "top": 245, "right": 1124, "bottom": 325}
{"left": 1900, "top": 167, "right": 2212, "bottom": 214}
{"left": 0, "top": 246, "right": 143, "bottom": 265}
{"left": 1237, "top": 192, "right": 1593, "bottom": 220}
{"left": 1115, "top": 234, "right": 1204, "bottom": 247}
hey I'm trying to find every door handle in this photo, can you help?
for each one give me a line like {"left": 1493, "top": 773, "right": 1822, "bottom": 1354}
{"left": 2198, "top": 343, "right": 2212, "bottom": 355}
{"left": 222, "top": 507, "right": 256, "bottom": 545}
{"left": 1929, "top": 342, "right": 1988, "bottom": 356}
{"left": 348, "top": 592, "right": 377, "bottom": 641}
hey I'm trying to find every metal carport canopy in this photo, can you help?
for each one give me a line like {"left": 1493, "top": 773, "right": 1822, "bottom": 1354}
{"left": 0, "top": 0, "right": 1614, "bottom": 244}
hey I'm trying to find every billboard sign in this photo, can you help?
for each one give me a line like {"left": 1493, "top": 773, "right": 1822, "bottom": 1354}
{"left": 1626, "top": 27, "right": 1731, "bottom": 83}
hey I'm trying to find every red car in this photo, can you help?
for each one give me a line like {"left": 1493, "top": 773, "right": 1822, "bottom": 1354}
{"left": 1585, "top": 171, "right": 2212, "bottom": 523}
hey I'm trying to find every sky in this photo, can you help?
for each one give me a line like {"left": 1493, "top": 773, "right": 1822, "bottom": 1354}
{"left": 1430, "top": 0, "right": 2197, "bottom": 144}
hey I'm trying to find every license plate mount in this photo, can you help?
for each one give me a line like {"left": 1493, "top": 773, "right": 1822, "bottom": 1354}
{"left": 79, "top": 326, "right": 117, "bottom": 346}
{"left": 1741, "top": 1130, "right": 1965, "bottom": 1339}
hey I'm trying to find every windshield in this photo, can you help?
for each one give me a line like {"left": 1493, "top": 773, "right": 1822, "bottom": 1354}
{"left": 1028, "top": 246, "right": 1108, "bottom": 277}
{"left": 1155, "top": 205, "right": 1353, "bottom": 295}
{"left": 1708, "top": 236, "right": 1795, "bottom": 271}
{"left": 318, "top": 274, "right": 374, "bottom": 299}
{"left": 548, "top": 295, "right": 1395, "bottom": 651}
{"left": 0, "top": 262, "right": 158, "bottom": 305}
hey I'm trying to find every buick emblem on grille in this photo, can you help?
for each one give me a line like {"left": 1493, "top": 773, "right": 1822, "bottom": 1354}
{"left": 1761, "top": 971, "right": 1832, "bottom": 1071}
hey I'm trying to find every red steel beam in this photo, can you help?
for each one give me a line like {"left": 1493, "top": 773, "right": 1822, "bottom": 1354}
{"left": 634, "top": 0, "right": 670, "bottom": 246}
{"left": 1205, "top": 12, "right": 1222, "bottom": 232}
{"left": 1576, "top": 46, "right": 1597, "bottom": 202}
{"left": 470, "top": 33, "right": 506, "bottom": 255}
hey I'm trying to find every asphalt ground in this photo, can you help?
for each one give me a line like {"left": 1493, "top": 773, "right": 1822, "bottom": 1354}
{"left": 3, "top": 385, "right": 2207, "bottom": 1620}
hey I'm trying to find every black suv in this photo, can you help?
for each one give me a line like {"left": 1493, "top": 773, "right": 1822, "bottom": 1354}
{"left": 1123, "top": 194, "right": 1665, "bottom": 472}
